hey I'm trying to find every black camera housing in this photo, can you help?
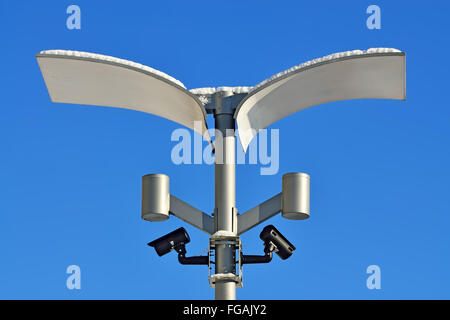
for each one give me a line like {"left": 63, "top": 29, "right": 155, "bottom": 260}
{"left": 148, "top": 227, "right": 190, "bottom": 256}
{"left": 259, "top": 225, "right": 296, "bottom": 260}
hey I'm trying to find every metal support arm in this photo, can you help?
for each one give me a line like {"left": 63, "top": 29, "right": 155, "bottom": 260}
{"left": 241, "top": 252, "right": 272, "bottom": 264}
{"left": 241, "top": 241, "right": 275, "bottom": 264}
{"left": 237, "top": 193, "right": 282, "bottom": 235}
{"left": 177, "top": 245, "right": 209, "bottom": 265}
{"left": 169, "top": 195, "right": 214, "bottom": 235}
{"left": 178, "top": 253, "right": 209, "bottom": 265}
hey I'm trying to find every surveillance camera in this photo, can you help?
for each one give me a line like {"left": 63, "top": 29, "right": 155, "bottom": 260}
{"left": 259, "top": 225, "right": 296, "bottom": 260}
{"left": 147, "top": 227, "right": 190, "bottom": 257}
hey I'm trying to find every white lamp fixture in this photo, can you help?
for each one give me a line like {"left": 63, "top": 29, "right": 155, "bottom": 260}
{"left": 37, "top": 47, "right": 406, "bottom": 300}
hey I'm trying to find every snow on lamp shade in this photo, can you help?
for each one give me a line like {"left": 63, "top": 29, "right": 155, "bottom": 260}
{"left": 36, "top": 50, "right": 211, "bottom": 143}
{"left": 282, "top": 173, "right": 310, "bottom": 220}
{"left": 142, "top": 174, "right": 170, "bottom": 222}
{"left": 36, "top": 48, "right": 405, "bottom": 154}
{"left": 234, "top": 48, "right": 406, "bottom": 152}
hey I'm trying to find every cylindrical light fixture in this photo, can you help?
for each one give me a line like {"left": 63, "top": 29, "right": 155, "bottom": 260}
{"left": 282, "top": 172, "right": 310, "bottom": 220}
{"left": 142, "top": 174, "right": 170, "bottom": 221}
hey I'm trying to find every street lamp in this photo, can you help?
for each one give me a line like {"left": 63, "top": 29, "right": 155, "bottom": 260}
{"left": 37, "top": 47, "right": 406, "bottom": 300}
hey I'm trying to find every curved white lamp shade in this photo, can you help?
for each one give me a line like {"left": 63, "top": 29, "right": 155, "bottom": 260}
{"left": 36, "top": 50, "right": 211, "bottom": 142}
{"left": 235, "top": 48, "right": 406, "bottom": 152}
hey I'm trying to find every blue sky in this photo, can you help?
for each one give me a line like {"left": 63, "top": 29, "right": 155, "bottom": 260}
{"left": 0, "top": 0, "right": 449, "bottom": 299}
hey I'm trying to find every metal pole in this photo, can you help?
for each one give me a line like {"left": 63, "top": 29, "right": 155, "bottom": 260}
{"left": 213, "top": 92, "right": 237, "bottom": 300}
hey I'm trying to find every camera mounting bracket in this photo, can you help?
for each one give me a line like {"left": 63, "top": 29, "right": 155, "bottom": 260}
{"left": 208, "top": 235, "right": 242, "bottom": 288}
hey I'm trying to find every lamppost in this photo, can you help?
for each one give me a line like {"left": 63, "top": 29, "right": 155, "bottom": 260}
{"left": 37, "top": 47, "right": 405, "bottom": 300}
